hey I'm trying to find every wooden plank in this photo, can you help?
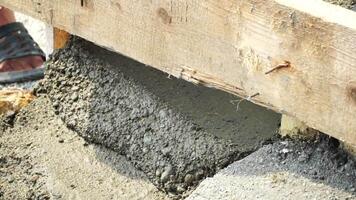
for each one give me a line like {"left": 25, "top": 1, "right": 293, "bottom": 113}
{"left": 53, "top": 28, "right": 70, "bottom": 49}
{"left": 280, "top": 115, "right": 318, "bottom": 139}
{"left": 0, "top": 89, "right": 35, "bottom": 115}
{"left": 2, "top": 0, "right": 356, "bottom": 146}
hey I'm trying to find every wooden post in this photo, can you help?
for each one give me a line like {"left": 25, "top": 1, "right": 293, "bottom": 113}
{"left": 280, "top": 115, "right": 317, "bottom": 139}
{"left": 53, "top": 27, "right": 70, "bottom": 49}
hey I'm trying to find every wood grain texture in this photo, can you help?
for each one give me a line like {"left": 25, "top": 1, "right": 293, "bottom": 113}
{"left": 54, "top": 28, "right": 70, "bottom": 49}
{"left": 2, "top": 0, "right": 356, "bottom": 146}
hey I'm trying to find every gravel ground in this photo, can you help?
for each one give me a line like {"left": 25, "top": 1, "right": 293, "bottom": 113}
{"left": 1, "top": 96, "right": 355, "bottom": 200}
{"left": 188, "top": 136, "right": 356, "bottom": 200}
{"left": 325, "top": 0, "right": 355, "bottom": 8}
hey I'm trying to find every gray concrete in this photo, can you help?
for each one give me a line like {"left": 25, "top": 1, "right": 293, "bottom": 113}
{"left": 188, "top": 138, "right": 356, "bottom": 200}
{"left": 41, "top": 38, "right": 280, "bottom": 197}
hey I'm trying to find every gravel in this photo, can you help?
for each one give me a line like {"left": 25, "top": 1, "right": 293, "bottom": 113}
{"left": 188, "top": 136, "right": 356, "bottom": 200}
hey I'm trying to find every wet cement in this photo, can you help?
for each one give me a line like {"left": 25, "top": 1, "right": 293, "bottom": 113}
{"left": 40, "top": 38, "right": 280, "bottom": 196}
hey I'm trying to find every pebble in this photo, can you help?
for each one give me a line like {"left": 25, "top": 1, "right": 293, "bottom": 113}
{"left": 143, "top": 136, "right": 152, "bottom": 145}
{"left": 30, "top": 175, "right": 39, "bottom": 183}
{"left": 53, "top": 101, "right": 59, "bottom": 108}
{"left": 281, "top": 148, "right": 292, "bottom": 154}
{"left": 298, "top": 152, "right": 309, "bottom": 162}
{"left": 7, "top": 177, "right": 14, "bottom": 183}
{"left": 176, "top": 185, "right": 186, "bottom": 193}
{"left": 155, "top": 169, "right": 161, "bottom": 177}
{"left": 184, "top": 174, "right": 194, "bottom": 185}
{"left": 195, "top": 170, "right": 205, "bottom": 180}
{"left": 71, "top": 93, "right": 79, "bottom": 101}
{"left": 72, "top": 86, "right": 80, "bottom": 91}
{"left": 160, "top": 165, "right": 173, "bottom": 183}
{"left": 161, "top": 147, "right": 171, "bottom": 156}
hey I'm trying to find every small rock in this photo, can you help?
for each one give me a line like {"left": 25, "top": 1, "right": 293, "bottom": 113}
{"left": 155, "top": 169, "right": 161, "bottom": 177}
{"left": 160, "top": 165, "right": 173, "bottom": 183}
{"left": 184, "top": 174, "right": 194, "bottom": 185}
{"left": 71, "top": 93, "right": 79, "bottom": 101}
{"left": 8, "top": 177, "right": 14, "bottom": 183}
{"left": 30, "top": 175, "right": 39, "bottom": 184}
{"left": 281, "top": 148, "right": 292, "bottom": 154}
{"left": 143, "top": 136, "right": 152, "bottom": 145}
{"left": 5, "top": 111, "right": 16, "bottom": 118}
{"left": 280, "top": 141, "right": 289, "bottom": 146}
{"left": 195, "top": 170, "right": 205, "bottom": 180}
{"left": 176, "top": 185, "right": 186, "bottom": 193}
{"left": 161, "top": 147, "right": 171, "bottom": 156}
{"left": 58, "top": 139, "right": 64, "bottom": 143}
{"left": 298, "top": 152, "right": 309, "bottom": 162}
{"left": 72, "top": 86, "right": 80, "bottom": 91}
{"left": 53, "top": 94, "right": 61, "bottom": 100}
{"left": 53, "top": 101, "right": 60, "bottom": 108}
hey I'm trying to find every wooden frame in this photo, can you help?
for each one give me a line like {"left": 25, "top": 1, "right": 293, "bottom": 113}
{"left": 2, "top": 0, "right": 355, "bottom": 146}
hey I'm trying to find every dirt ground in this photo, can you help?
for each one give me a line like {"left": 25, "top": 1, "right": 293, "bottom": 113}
{"left": 0, "top": 97, "right": 168, "bottom": 200}
{"left": 0, "top": 96, "right": 355, "bottom": 200}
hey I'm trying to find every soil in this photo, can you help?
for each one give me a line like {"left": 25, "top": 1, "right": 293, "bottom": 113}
{"left": 188, "top": 136, "right": 356, "bottom": 200}
{"left": 40, "top": 38, "right": 280, "bottom": 196}
{"left": 0, "top": 96, "right": 168, "bottom": 200}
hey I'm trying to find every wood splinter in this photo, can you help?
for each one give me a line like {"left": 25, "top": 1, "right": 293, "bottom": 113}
{"left": 265, "top": 61, "right": 291, "bottom": 75}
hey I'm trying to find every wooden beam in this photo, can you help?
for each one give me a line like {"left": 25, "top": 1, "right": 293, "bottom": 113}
{"left": 2, "top": 0, "right": 356, "bottom": 147}
{"left": 53, "top": 28, "right": 70, "bottom": 49}
{"left": 280, "top": 115, "right": 318, "bottom": 139}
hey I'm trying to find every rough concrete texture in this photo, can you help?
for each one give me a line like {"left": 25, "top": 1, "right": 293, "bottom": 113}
{"left": 0, "top": 96, "right": 168, "bottom": 200}
{"left": 325, "top": 0, "right": 355, "bottom": 8}
{"left": 41, "top": 38, "right": 280, "bottom": 196}
{"left": 188, "top": 136, "right": 356, "bottom": 200}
